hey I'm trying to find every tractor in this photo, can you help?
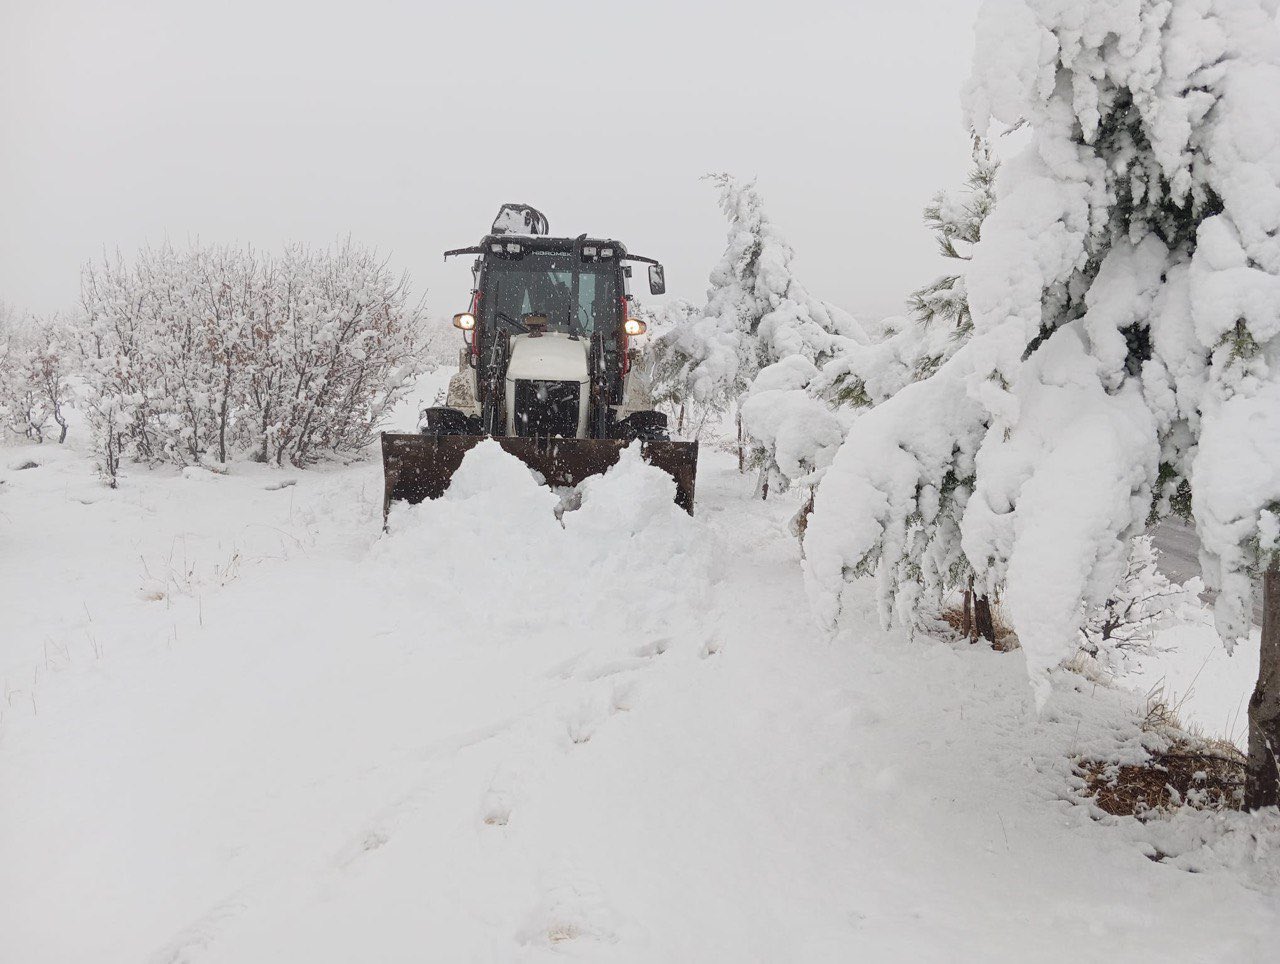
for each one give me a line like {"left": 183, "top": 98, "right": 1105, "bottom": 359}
{"left": 381, "top": 205, "right": 698, "bottom": 518}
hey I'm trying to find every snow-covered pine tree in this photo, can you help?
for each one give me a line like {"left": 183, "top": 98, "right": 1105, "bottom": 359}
{"left": 907, "top": 136, "right": 997, "bottom": 381}
{"left": 649, "top": 176, "right": 769, "bottom": 422}
{"left": 638, "top": 297, "right": 707, "bottom": 435}
{"left": 806, "top": 0, "right": 1280, "bottom": 807}
{"left": 809, "top": 139, "right": 1000, "bottom": 439}
{"left": 793, "top": 146, "right": 1003, "bottom": 633}
{"left": 650, "top": 175, "right": 861, "bottom": 484}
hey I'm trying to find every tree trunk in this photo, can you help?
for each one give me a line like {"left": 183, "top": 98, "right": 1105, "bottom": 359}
{"left": 1246, "top": 566, "right": 1280, "bottom": 810}
{"left": 792, "top": 487, "right": 817, "bottom": 546}
{"left": 736, "top": 409, "right": 745, "bottom": 474}
{"left": 962, "top": 578, "right": 973, "bottom": 639}
{"left": 677, "top": 402, "right": 685, "bottom": 436}
{"left": 974, "top": 594, "right": 996, "bottom": 646}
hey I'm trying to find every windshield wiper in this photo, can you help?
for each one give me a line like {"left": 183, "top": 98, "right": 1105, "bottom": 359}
{"left": 495, "top": 311, "right": 529, "bottom": 335}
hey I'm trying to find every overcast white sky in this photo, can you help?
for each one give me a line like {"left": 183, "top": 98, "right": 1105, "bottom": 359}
{"left": 1, "top": 0, "right": 985, "bottom": 320}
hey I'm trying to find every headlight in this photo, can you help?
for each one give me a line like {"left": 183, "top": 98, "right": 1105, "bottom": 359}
{"left": 623, "top": 318, "right": 647, "bottom": 336}
{"left": 453, "top": 312, "right": 476, "bottom": 330}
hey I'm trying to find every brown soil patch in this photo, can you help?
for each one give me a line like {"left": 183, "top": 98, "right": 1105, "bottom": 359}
{"left": 1079, "top": 743, "right": 1245, "bottom": 816}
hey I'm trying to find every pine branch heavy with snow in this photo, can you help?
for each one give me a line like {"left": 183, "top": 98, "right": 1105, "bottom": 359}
{"left": 650, "top": 176, "right": 862, "bottom": 490}
{"left": 649, "top": 175, "right": 863, "bottom": 494}
{"left": 806, "top": 0, "right": 1280, "bottom": 792}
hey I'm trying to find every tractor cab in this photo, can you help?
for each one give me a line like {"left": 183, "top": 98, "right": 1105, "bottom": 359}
{"left": 445, "top": 231, "right": 666, "bottom": 440}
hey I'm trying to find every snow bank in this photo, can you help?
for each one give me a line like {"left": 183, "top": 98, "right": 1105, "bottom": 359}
{"left": 379, "top": 441, "right": 712, "bottom": 645}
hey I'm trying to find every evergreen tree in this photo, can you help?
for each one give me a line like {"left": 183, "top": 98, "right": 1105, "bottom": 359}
{"left": 906, "top": 136, "right": 998, "bottom": 380}
{"left": 651, "top": 175, "right": 860, "bottom": 489}
{"left": 806, "top": 0, "right": 1280, "bottom": 807}
{"left": 816, "top": 139, "right": 1001, "bottom": 429}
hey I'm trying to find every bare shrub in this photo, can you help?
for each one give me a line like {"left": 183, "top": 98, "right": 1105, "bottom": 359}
{"left": 0, "top": 310, "right": 74, "bottom": 444}
{"left": 77, "top": 241, "right": 426, "bottom": 482}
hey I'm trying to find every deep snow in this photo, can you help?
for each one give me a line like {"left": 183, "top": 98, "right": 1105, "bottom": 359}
{"left": 2, "top": 395, "right": 1278, "bottom": 961}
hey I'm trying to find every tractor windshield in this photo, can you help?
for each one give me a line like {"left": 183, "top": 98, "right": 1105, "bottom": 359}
{"left": 482, "top": 253, "right": 620, "bottom": 336}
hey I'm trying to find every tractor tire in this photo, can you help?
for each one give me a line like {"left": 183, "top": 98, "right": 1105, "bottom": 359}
{"left": 620, "top": 411, "right": 669, "bottom": 441}
{"left": 419, "top": 407, "right": 479, "bottom": 437}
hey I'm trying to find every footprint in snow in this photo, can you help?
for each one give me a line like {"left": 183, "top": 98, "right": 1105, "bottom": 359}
{"left": 632, "top": 637, "right": 671, "bottom": 659}
{"left": 572, "top": 637, "right": 669, "bottom": 682}
{"left": 564, "top": 697, "right": 606, "bottom": 745}
{"left": 516, "top": 861, "right": 624, "bottom": 948}
{"left": 563, "top": 680, "right": 637, "bottom": 745}
{"left": 480, "top": 766, "right": 520, "bottom": 827}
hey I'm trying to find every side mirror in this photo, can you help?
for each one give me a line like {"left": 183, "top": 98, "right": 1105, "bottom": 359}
{"left": 648, "top": 264, "right": 666, "bottom": 296}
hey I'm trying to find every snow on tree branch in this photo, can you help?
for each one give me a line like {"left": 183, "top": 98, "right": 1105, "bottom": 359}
{"left": 0, "top": 310, "right": 74, "bottom": 445}
{"left": 1078, "top": 534, "right": 1210, "bottom": 676}
{"left": 76, "top": 241, "right": 427, "bottom": 483}
{"left": 806, "top": 0, "right": 1280, "bottom": 704}
{"left": 647, "top": 175, "right": 863, "bottom": 494}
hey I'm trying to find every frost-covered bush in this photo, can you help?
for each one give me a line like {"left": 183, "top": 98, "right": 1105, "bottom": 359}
{"left": 1078, "top": 535, "right": 1210, "bottom": 675}
{"left": 0, "top": 311, "right": 74, "bottom": 444}
{"left": 78, "top": 242, "right": 425, "bottom": 481}
{"left": 807, "top": 0, "right": 1280, "bottom": 710}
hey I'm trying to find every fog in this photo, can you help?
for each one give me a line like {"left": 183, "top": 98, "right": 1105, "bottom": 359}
{"left": 1, "top": 0, "right": 984, "bottom": 321}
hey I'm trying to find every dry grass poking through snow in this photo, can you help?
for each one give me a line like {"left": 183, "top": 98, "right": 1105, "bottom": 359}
{"left": 932, "top": 595, "right": 1248, "bottom": 819}
{"left": 1077, "top": 687, "right": 1246, "bottom": 817}
{"left": 938, "top": 595, "right": 1020, "bottom": 651}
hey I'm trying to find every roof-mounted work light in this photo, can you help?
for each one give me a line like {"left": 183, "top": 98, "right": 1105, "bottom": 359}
{"left": 580, "top": 243, "right": 617, "bottom": 262}
{"left": 487, "top": 239, "right": 525, "bottom": 258}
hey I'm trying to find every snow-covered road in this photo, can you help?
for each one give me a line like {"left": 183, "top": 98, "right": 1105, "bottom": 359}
{"left": 2, "top": 433, "right": 1278, "bottom": 962}
{"left": 1154, "top": 516, "right": 1264, "bottom": 626}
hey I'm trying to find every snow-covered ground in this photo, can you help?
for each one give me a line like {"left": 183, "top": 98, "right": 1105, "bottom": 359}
{"left": 2, "top": 379, "right": 1278, "bottom": 962}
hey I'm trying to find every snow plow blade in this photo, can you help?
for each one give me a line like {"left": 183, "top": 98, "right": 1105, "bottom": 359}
{"left": 380, "top": 434, "right": 699, "bottom": 519}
